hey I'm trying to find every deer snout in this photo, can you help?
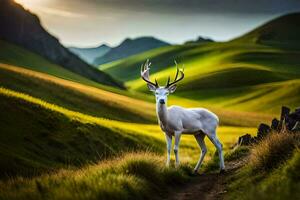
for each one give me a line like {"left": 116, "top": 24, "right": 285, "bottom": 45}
{"left": 159, "top": 99, "right": 165, "bottom": 104}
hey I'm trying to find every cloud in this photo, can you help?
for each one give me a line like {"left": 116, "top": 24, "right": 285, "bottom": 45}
{"left": 86, "top": 0, "right": 300, "bottom": 15}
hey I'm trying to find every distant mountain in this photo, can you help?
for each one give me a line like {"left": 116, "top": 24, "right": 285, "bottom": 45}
{"left": 94, "top": 37, "right": 170, "bottom": 66}
{"left": 69, "top": 44, "right": 111, "bottom": 65}
{"left": 0, "top": 0, "right": 123, "bottom": 88}
{"left": 185, "top": 36, "right": 214, "bottom": 44}
{"left": 234, "top": 12, "right": 300, "bottom": 48}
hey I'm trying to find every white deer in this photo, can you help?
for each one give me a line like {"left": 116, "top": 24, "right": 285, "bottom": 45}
{"left": 141, "top": 60, "right": 225, "bottom": 173}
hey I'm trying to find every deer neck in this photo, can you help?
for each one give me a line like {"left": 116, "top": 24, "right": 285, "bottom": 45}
{"left": 156, "top": 102, "right": 168, "bottom": 129}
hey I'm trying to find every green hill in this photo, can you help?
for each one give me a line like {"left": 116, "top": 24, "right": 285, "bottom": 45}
{"left": 233, "top": 12, "right": 300, "bottom": 49}
{"left": 100, "top": 13, "right": 300, "bottom": 115}
{"left": 0, "top": 63, "right": 156, "bottom": 123}
{"left": 0, "top": 87, "right": 163, "bottom": 178}
{"left": 0, "top": 40, "right": 109, "bottom": 88}
{"left": 0, "top": 39, "right": 151, "bottom": 101}
{"left": 0, "top": 10, "right": 299, "bottom": 200}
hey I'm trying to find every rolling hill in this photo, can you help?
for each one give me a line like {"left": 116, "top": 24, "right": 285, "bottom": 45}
{"left": 94, "top": 36, "right": 170, "bottom": 66}
{"left": 0, "top": 0, "right": 122, "bottom": 88}
{"left": 101, "top": 13, "right": 300, "bottom": 115}
{"left": 0, "top": 40, "right": 115, "bottom": 89}
{"left": 0, "top": 86, "right": 163, "bottom": 178}
{"left": 69, "top": 44, "right": 111, "bottom": 65}
{"left": 0, "top": 63, "right": 156, "bottom": 123}
{"left": 0, "top": 62, "right": 259, "bottom": 178}
{"left": 2, "top": 9, "right": 295, "bottom": 200}
{"left": 233, "top": 12, "right": 300, "bottom": 49}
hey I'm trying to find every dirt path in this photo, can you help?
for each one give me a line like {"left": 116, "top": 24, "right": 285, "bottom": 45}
{"left": 167, "top": 159, "right": 245, "bottom": 200}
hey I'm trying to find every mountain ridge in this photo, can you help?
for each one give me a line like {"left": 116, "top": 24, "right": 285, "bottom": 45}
{"left": 69, "top": 44, "right": 111, "bottom": 65}
{"left": 94, "top": 36, "right": 170, "bottom": 66}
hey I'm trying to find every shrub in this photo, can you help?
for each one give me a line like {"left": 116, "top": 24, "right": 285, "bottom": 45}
{"left": 249, "top": 132, "right": 300, "bottom": 172}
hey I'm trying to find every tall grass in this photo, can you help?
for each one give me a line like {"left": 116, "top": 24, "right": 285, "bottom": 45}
{"left": 0, "top": 152, "right": 190, "bottom": 200}
{"left": 250, "top": 132, "right": 300, "bottom": 171}
{"left": 226, "top": 131, "right": 300, "bottom": 200}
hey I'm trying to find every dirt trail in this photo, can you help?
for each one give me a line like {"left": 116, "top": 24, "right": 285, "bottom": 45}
{"left": 167, "top": 159, "right": 245, "bottom": 200}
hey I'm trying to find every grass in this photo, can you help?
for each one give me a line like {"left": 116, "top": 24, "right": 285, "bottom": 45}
{"left": 0, "top": 40, "right": 119, "bottom": 89}
{"left": 0, "top": 152, "right": 191, "bottom": 200}
{"left": 226, "top": 131, "right": 300, "bottom": 200}
{"left": 0, "top": 62, "right": 269, "bottom": 127}
{"left": 172, "top": 80, "right": 300, "bottom": 115}
{"left": 0, "top": 40, "right": 149, "bottom": 101}
{"left": 101, "top": 38, "right": 300, "bottom": 118}
{"left": 0, "top": 88, "right": 164, "bottom": 178}
{"left": 0, "top": 86, "right": 257, "bottom": 178}
{"left": 249, "top": 132, "right": 300, "bottom": 171}
{"left": 0, "top": 12, "right": 299, "bottom": 199}
{"left": 0, "top": 63, "right": 156, "bottom": 123}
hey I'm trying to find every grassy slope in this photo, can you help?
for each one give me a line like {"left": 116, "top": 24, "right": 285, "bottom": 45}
{"left": 102, "top": 41, "right": 300, "bottom": 115}
{"left": 0, "top": 86, "right": 256, "bottom": 178}
{"left": 0, "top": 85, "right": 255, "bottom": 199}
{"left": 0, "top": 40, "right": 107, "bottom": 89}
{"left": 0, "top": 39, "right": 150, "bottom": 101}
{"left": 0, "top": 87, "right": 164, "bottom": 178}
{"left": 0, "top": 153, "right": 190, "bottom": 200}
{"left": 232, "top": 12, "right": 300, "bottom": 49}
{"left": 101, "top": 13, "right": 300, "bottom": 117}
{"left": 226, "top": 132, "right": 300, "bottom": 200}
{"left": 0, "top": 63, "right": 155, "bottom": 123}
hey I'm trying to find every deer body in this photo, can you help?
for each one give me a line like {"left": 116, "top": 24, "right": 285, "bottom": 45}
{"left": 141, "top": 60, "right": 225, "bottom": 173}
{"left": 157, "top": 105, "right": 219, "bottom": 135}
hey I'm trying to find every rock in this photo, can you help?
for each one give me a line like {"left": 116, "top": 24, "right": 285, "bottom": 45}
{"left": 271, "top": 118, "right": 280, "bottom": 130}
{"left": 280, "top": 106, "right": 290, "bottom": 122}
{"left": 257, "top": 123, "right": 271, "bottom": 138}
{"left": 238, "top": 134, "right": 252, "bottom": 145}
{"left": 292, "top": 122, "right": 300, "bottom": 131}
{"left": 289, "top": 111, "right": 300, "bottom": 121}
{"left": 287, "top": 108, "right": 300, "bottom": 131}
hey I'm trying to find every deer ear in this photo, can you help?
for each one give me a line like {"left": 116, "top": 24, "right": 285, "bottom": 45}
{"left": 147, "top": 83, "right": 156, "bottom": 92}
{"left": 168, "top": 85, "right": 177, "bottom": 93}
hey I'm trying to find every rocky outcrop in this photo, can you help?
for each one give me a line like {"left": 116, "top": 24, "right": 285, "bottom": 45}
{"left": 238, "top": 106, "right": 300, "bottom": 146}
{"left": 0, "top": 0, "right": 123, "bottom": 88}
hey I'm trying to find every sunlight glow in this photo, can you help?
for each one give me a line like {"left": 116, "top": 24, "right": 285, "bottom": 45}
{"left": 14, "top": 0, "right": 48, "bottom": 9}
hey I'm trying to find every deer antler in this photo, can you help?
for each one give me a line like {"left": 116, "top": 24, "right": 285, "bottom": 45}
{"left": 166, "top": 60, "right": 184, "bottom": 87}
{"left": 140, "top": 59, "right": 158, "bottom": 88}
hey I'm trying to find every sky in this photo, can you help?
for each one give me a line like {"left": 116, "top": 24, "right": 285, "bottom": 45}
{"left": 14, "top": 0, "right": 300, "bottom": 47}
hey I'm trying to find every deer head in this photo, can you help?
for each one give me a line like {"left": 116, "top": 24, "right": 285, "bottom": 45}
{"left": 141, "top": 59, "right": 184, "bottom": 104}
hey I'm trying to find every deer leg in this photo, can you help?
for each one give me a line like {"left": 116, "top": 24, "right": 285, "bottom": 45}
{"left": 208, "top": 134, "right": 225, "bottom": 171}
{"left": 193, "top": 133, "right": 207, "bottom": 173}
{"left": 174, "top": 130, "right": 182, "bottom": 167}
{"left": 165, "top": 133, "right": 172, "bottom": 167}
